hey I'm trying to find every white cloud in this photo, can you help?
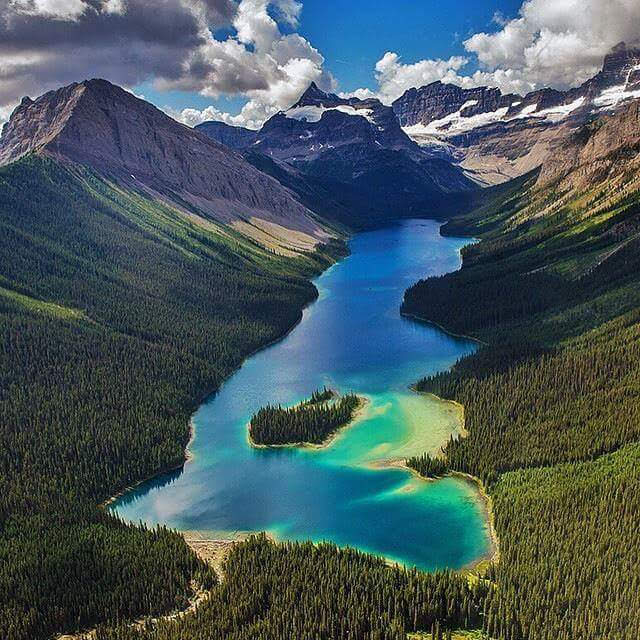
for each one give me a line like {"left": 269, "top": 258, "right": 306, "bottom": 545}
{"left": 9, "top": 0, "right": 88, "bottom": 20}
{"left": 344, "top": 0, "right": 640, "bottom": 107}
{"left": 374, "top": 52, "right": 470, "bottom": 103}
{"left": 102, "top": 0, "right": 126, "bottom": 15}
{"left": 338, "top": 88, "right": 377, "bottom": 101}
{"left": 2, "top": 0, "right": 640, "bottom": 132}
{"left": 175, "top": 105, "right": 251, "bottom": 128}
{"left": 164, "top": 0, "right": 335, "bottom": 128}
{"left": 0, "top": 104, "right": 16, "bottom": 130}
{"left": 464, "top": 0, "right": 640, "bottom": 90}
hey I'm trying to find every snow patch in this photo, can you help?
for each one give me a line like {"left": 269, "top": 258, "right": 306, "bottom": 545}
{"left": 285, "top": 104, "right": 375, "bottom": 124}
{"left": 403, "top": 105, "right": 509, "bottom": 141}
{"left": 403, "top": 96, "right": 586, "bottom": 146}
{"left": 534, "top": 97, "right": 586, "bottom": 122}
{"left": 594, "top": 84, "right": 640, "bottom": 109}
{"left": 513, "top": 104, "right": 538, "bottom": 119}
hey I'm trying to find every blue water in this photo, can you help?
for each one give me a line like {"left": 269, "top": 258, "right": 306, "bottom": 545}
{"left": 112, "top": 219, "right": 490, "bottom": 570}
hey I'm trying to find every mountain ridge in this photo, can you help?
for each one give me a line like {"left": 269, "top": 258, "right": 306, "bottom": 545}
{"left": 0, "top": 79, "right": 334, "bottom": 254}
{"left": 391, "top": 42, "right": 640, "bottom": 185}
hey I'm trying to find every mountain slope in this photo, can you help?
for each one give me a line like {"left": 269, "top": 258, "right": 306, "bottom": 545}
{"left": 0, "top": 79, "right": 334, "bottom": 253}
{"left": 400, "top": 94, "right": 640, "bottom": 640}
{"left": 0, "top": 153, "right": 345, "bottom": 640}
{"left": 393, "top": 42, "right": 640, "bottom": 185}
{"left": 197, "top": 82, "right": 475, "bottom": 228}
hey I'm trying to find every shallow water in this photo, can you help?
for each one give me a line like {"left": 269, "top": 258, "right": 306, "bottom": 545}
{"left": 112, "top": 219, "right": 490, "bottom": 570}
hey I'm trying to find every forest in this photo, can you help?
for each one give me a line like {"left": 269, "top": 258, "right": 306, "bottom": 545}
{"left": 4, "top": 138, "right": 640, "bottom": 640}
{"left": 401, "top": 168, "right": 640, "bottom": 639}
{"left": 94, "top": 534, "right": 488, "bottom": 640}
{"left": 405, "top": 453, "right": 449, "bottom": 478}
{"left": 249, "top": 389, "right": 361, "bottom": 445}
{"left": 0, "top": 155, "right": 341, "bottom": 640}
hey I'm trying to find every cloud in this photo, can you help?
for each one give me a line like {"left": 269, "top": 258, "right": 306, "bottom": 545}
{"left": 465, "top": 0, "right": 640, "bottom": 90}
{"left": 349, "top": 0, "right": 640, "bottom": 105}
{"left": 373, "top": 52, "right": 470, "bottom": 103}
{"left": 0, "top": 0, "right": 333, "bottom": 129}
{"left": 0, "top": 105, "right": 15, "bottom": 131}
{"left": 1, "top": 0, "right": 639, "bottom": 131}
{"left": 338, "top": 88, "right": 377, "bottom": 101}
{"left": 9, "top": 0, "right": 89, "bottom": 20}
{"left": 166, "top": 0, "right": 335, "bottom": 128}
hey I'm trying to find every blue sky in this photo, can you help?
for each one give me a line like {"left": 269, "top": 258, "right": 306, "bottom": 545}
{"left": 2, "top": 0, "right": 635, "bottom": 128}
{"left": 140, "top": 0, "right": 524, "bottom": 115}
{"left": 295, "top": 0, "right": 522, "bottom": 91}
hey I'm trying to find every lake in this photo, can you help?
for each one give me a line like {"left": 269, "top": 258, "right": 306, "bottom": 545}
{"left": 112, "top": 219, "right": 490, "bottom": 570}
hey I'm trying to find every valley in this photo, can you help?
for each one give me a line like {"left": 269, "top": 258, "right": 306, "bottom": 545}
{"left": 110, "top": 219, "right": 490, "bottom": 574}
{"left": 0, "top": 30, "right": 639, "bottom": 640}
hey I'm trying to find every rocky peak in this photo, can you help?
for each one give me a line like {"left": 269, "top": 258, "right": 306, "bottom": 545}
{"left": 392, "top": 81, "right": 519, "bottom": 127}
{"left": 602, "top": 42, "right": 640, "bottom": 75}
{"left": 0, "top": 78, "right": 330, "bottom": 247}
{"left": 573, "top": 42, "right": 640, "bottom": 101}
{"left": 292, "top": 82, "right": 342, "bottom": 108}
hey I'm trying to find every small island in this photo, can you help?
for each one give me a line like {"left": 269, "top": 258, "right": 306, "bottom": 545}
{"left": 249, "top": 387, "right": 365, "bottom": 447}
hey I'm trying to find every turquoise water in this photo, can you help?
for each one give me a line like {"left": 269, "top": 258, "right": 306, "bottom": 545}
{"left": 112, "top": 219, "right": 490, "bottom": 570}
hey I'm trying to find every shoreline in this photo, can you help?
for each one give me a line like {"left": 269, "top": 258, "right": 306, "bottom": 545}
{"left": 103, "top": 224, "right": 498, "bottom": 582}
{"left": 247, "top": 395, "right": 370, "bottom": 450}
{"left": 401, "top": 311, "right": 489, "bottom": 346}
{"left": 101, "top": 275, "right": 328, "bottom": 510}
{"left": 364, "top": 386, "right": 498, "bottom": 574}
{"left": 403, "top": 309, "right": 498, "bottom": 572}
{"left": 364, "top": 459, "right": 499, "bottom": 574}
{"left": 451, "top": 471, "right": 500, "bottom": 572}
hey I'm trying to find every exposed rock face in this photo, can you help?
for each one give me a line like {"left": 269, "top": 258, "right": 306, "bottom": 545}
{"left": 0, "top": 79, "right": 332, "bottom": 250}
{"left": 198, "top": 82, "right": 474, "bottom": 226}
{"left": 392, "top": 43, "right": 640, "bottom": 185}
{"left": 537, "top": 99, "right": 640, "bottom": 190}
{"left": 392, "top": 83, "right": 516, "bottom": 127}
{"left": 254, "top": 81, "right": 417, "bottom": 156}
{"left": 195, "top": 121, "right": 257, "bottom": 150}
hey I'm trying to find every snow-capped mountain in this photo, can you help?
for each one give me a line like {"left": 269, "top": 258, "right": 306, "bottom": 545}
{"left": 392, "top": 42, "right": 640, "bottom": 185}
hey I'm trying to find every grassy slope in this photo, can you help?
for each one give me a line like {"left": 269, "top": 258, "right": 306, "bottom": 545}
{"left": 403, "top": 162, "right": 640, "bottom": 639}
{"left": 0, "top": 155, "right": 343, "bottom": 640}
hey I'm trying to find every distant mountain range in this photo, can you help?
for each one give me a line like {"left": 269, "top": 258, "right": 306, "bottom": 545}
{"left": 200, "top": 42, "right": 640, "bottom": 192}
{"left": 392, "top": 41, "right": 640, "bottom": 184}
{"left": 197, "top": 81, "right": 474, "bottom": 227}
{"left": 1, "top": 43, "right": 639, "bottom": 238}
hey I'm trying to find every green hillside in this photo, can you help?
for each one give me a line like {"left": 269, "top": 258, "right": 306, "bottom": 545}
{"left": 403, "top": 162, "right": 640, "bottom": 639}
{"left": 0, "top": 155, "right": 342, "bottom": 640}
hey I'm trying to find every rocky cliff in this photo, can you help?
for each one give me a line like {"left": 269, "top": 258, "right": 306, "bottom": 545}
{"left": 0, "top": 79, "right": 333, "bottom": 252}
{"left": 537, "top": 99, "right": 640, "bottom": 191}
{"left": 392, "top": 43, "right": 640, "bottom": 185}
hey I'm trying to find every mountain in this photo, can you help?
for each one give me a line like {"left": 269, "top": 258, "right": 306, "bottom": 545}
{"left": 197, "top": 82, "right": 475, "bottom": 228}
{"left": 536, "top": 98, "right": 640, "bottom": 191}
{"left": 0, "top": 79, "right": 355, "bottom": 640}
{"left": 400, "top": 78, "right": 640, "bottom": 640}
{"left": 195, "top": 120, "right": 258, "bottom": 149}
{"left": 0, "top": 79, "right": 335, "bottom": 254}
{"left": 393, "top": 42, "right": 640, "bottom": 185}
